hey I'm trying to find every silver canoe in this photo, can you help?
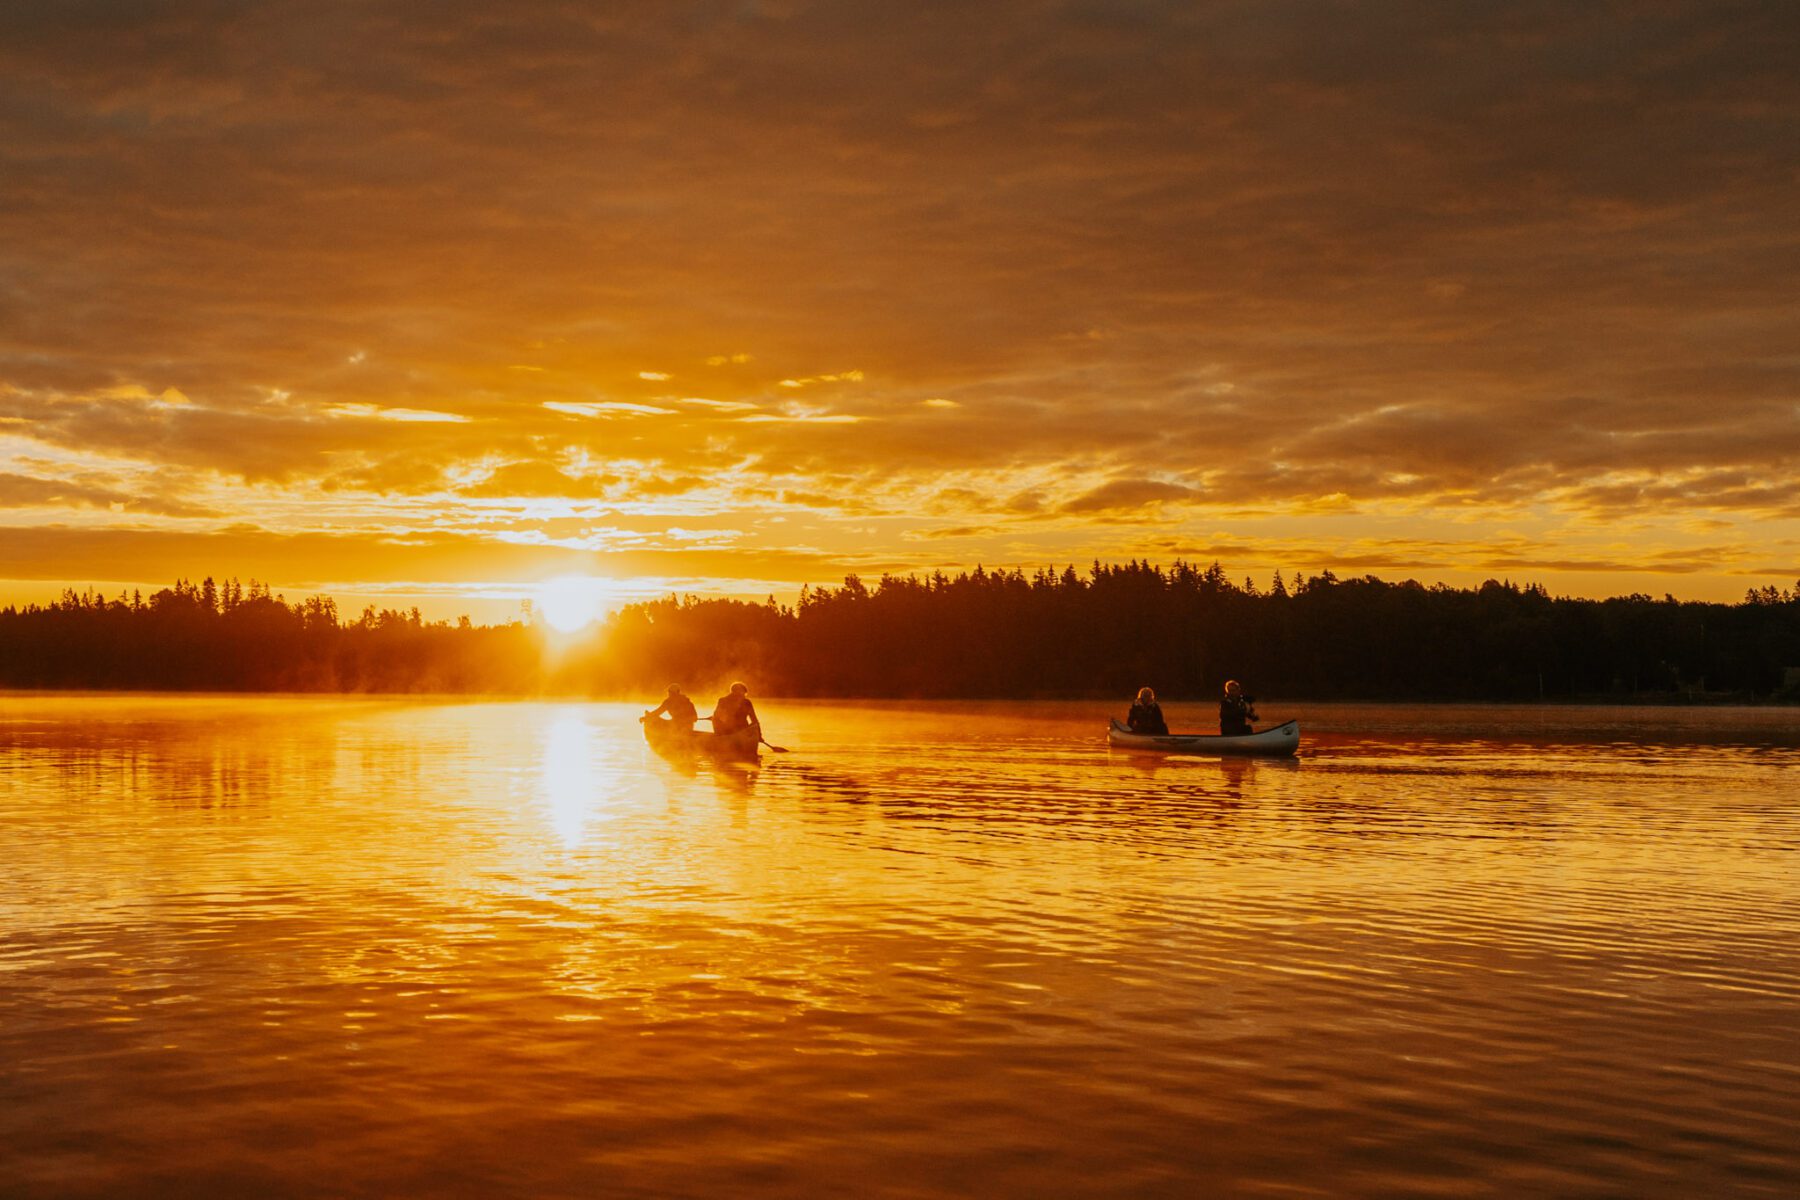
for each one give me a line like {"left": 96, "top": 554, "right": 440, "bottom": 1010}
{"left": 642, "top": 717, "right": 761, "bottom": 759}
{"left": 1108, "top": 717, "right": 1299, "bottom": 757}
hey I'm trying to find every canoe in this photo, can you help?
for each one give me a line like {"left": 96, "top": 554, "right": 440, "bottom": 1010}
{"left": 642, "top": 718, "right": 761, "bottom": 760}
{"left": 1108, "top": 717, "right": 1299, "bottom": 757}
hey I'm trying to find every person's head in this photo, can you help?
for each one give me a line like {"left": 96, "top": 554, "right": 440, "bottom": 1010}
{"left": 667, "top": 684, "right": 683, "bottom": 696}
{"left": 730, "top": 682, "right": 748, "bottom": 696}
{"left": 1136, "top": 686, "right": 1155, "bottom": 703}
{"left": 1224, "top": 679, "right": 1242, "bottom": 696}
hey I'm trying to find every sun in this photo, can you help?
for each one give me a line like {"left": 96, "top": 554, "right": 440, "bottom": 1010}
{"left": 534, "top": 575, "right": 612, "bottom": 633}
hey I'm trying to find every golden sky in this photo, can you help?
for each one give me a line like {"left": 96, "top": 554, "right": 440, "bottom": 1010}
{"left": 2, "top": 1, "right": 1796, "bottom": 618}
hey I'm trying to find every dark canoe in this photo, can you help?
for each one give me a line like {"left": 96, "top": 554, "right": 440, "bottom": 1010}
{"left": 642, "top": 717, "right": 761, "bottom": 760}
{"left": 1107, "top": 717, "right": 1300, "bottom": 757}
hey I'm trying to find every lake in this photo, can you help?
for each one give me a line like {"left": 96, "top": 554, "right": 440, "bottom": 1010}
{"left": 2, "top": 695, "right": 1797, "bottom": 1198}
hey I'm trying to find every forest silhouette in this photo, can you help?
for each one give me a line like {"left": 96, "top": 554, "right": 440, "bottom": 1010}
{"left": 3, "top": 563, "right": 1798, "bottom": 701}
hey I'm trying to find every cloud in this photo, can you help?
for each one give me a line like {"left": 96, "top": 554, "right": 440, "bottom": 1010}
{"left": 777, "top": 371, "right": 864, "bottom": 389}
{"left": 635, "top": 475, "right": 706, "bottom": 497}
{"left": 458, "top": 461, "right": 618, "bottom": 500}
{"left": 325, "top": 404, "right": 470, "bottom": 423}
{"left": 0, "top": 471, "right": 219, "bottom": 518}
{"left": 737, "top": 412, "right": 862, "bottom": 425}
{"left": 675, "top": 397, "right": 760, "bottom": 413}
{"left": 904, "top": 525, "right": 997, "bottom": 541}
{"left": 0, "top": 524, "right": 856, "bottom": 591}
{"left": 0, "top": 1, "right": 1795, "bottom": 602}
{"left": 543, "top": 401, "right": 678, "bottom": 418}
{"left": 1062, "top": 479, "right": 1203, "bottom": 514}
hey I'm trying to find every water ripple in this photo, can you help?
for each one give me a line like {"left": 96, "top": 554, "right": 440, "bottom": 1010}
{"left": 1, "top": 695, "right": 1796, "bottom": 1198}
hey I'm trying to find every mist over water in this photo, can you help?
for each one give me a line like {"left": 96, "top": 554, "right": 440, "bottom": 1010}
{"left": 3, "top": 696, "right": 1797, "bottom": 1198}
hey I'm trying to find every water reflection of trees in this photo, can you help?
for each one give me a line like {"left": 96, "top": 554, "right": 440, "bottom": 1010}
{"left": 6, "top": 566, "right": 1798, "bottom": 700}
{"left": 7, "top": 709, "right": 337, "bottom": 813}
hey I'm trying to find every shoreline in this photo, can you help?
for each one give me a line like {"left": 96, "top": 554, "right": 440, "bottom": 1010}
{"left": 3, "top": 686, "right": 1795, "bottom": 708}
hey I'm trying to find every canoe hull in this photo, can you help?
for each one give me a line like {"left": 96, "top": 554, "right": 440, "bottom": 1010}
{"left": 643, "top": 719, "right": 761, "bottom": 760}
{"left": 1108, "top": 717, "right": 1299, "bottom": 757}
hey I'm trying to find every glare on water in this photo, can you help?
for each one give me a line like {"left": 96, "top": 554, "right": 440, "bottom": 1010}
{"left": 1, "top": 694, "right": 1797, "bottom": 1198}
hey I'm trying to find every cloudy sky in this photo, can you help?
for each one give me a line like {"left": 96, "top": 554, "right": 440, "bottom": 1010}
{"left": 2, "top": 0, "right": 1796, "bottom": 617}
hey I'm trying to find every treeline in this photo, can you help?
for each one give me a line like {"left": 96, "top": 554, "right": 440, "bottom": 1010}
{"left": 4, "top": 565, "right": 1800, "bottom": 701}
{"left": 0, "top": 578, "right": 540, "bottom": 693}
{"left": 627, "top": 563, "right": 1800, "bottom": 701}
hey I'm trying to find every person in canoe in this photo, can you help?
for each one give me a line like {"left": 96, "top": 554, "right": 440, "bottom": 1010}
{"left": 710, "top": 681, "right": 759, "bottom": 735}
{"left": 1126, "top": 686, "right": 1169, "bottom": 735}
{"left": 1219, "top": 680, "right": 1258, "bottom": 736}
{"left": 644, "top": 684, "right": 698, "bottom": 733}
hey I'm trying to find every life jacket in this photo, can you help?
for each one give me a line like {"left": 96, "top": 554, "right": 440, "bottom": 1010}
{"left": 1128, "top": 702, "right": 1167, "bottom": 734}
{"left": 712, "top": 693, "right": 751, "bottom": 732}
{"left": 1220, "top": 696, "right": 1254, "bottom": 734}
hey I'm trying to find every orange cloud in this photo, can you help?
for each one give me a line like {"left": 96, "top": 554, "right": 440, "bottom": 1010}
{"left": 0, "top": 1, "right": 1794, "bottom": 605}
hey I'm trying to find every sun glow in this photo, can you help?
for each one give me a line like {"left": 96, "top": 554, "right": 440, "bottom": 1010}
{"left": 535, "top": 575, "right": 612, "bottom": 633}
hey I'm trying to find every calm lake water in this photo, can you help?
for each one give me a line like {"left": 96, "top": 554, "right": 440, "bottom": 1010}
{"left": 3, "top": 695, "right": 1797, "bottom": 1198}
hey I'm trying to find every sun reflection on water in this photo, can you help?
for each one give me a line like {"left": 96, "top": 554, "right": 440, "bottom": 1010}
{"left": 539, "top": 709, "right": 612, "bottom": 846}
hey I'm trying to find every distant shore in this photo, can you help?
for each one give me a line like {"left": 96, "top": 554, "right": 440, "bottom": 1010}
{"left": 3, "top": 685, "right": 1794, "bottom": 708}
{"left": 6, "top": 567, "right": 1798, "bottom": 703}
